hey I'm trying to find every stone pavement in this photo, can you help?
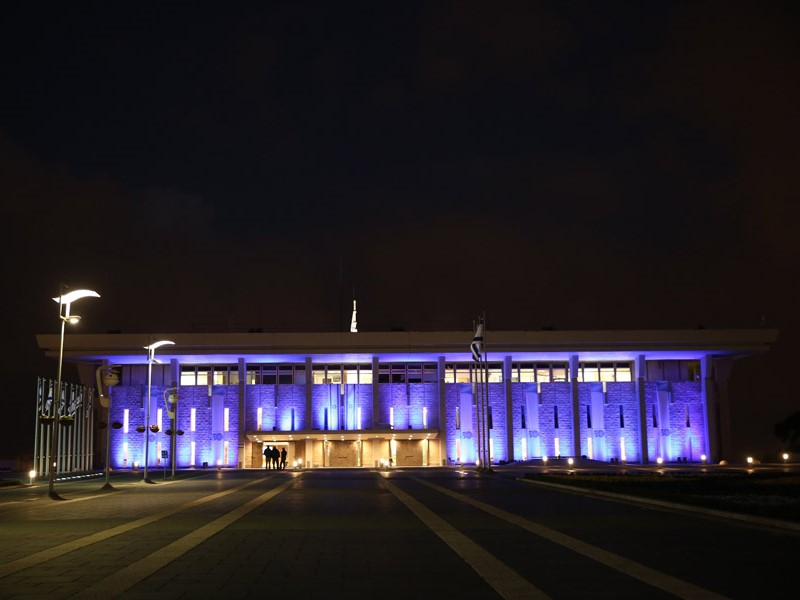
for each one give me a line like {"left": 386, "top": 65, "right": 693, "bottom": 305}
{"left": 0, "top": 465, "right": 798, "bottom": 599}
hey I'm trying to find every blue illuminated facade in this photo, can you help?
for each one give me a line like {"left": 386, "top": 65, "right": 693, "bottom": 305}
{"left": 36, "top": 329, "right": 777, "bottom": 469}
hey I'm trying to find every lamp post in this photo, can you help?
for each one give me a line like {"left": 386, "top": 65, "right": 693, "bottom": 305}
{"left": 48, "top": 288, "right": 100, "bottom": 500}
{"left": 143, "top": 340, "right": 174, "bottom": 483}
{"left": 97, "top": 365, "right": 120, "bottom": 491}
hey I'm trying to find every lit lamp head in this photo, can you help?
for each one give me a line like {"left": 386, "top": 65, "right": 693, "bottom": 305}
{"left": 53, "top": 289, "right": 100, "bottom": 323}
{"left": 144, "top": 340, "right": 175, "bottom": 361}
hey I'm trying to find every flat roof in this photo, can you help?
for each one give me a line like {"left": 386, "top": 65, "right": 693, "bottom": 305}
{"left": 36, "top": 329, "right": 779, "bottom": 365}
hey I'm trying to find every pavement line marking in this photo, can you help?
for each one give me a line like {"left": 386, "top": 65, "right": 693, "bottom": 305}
{"left": 0, "top": 476, "right": 269, "bottom": 578}
{"left": 381, "top": 474, "right": 551, "bottom": 600}
{"left": 72, "top": 476, "right": 298, "bottom": 599}
{"left": 410, "top": 476, "right": 728, "bottom": 600}
{"left": 518, "top": 477, "right": 800, "bottom": 533}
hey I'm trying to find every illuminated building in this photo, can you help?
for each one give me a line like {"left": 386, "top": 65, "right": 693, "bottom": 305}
{"left": 36, "top": 328, "right": 776, "bottom": 468}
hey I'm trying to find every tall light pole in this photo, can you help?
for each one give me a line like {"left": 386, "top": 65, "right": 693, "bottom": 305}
{"left": 143, "top": 339, "right": 174, "bottom": 483}
{"left": 48, "top": 288, "right": 100, "bottom": 500}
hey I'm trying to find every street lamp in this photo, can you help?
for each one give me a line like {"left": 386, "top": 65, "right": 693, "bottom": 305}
{"left": 48, "top": 288, "right": 100, "bottom": 500}
{"left": 143, "top": 339, "right": 174, "bottom": 483}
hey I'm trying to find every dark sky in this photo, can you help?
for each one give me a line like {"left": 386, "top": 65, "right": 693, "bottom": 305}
{"left": 2, "top": 1, "right": 798, "bottom": 459}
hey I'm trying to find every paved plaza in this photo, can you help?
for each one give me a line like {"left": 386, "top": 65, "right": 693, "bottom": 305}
{"left": 0, "top": 465, "right": 797, "bottom": 599}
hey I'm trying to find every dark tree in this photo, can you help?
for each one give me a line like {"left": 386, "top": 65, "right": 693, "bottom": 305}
{"left": 774, "top": 411, "right": 800, "bottom": 452}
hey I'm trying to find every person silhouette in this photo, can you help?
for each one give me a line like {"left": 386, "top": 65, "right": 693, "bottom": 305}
{"left": 263, "top": 445, "right": 271, "bottom": 470}
{"left": 271, "top": 446, "right": 280, "bottom": 470}
{"left": 280, "top": 447, "right": 287, "bottom": 470}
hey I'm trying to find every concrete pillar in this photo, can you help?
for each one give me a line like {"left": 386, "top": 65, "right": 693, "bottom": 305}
{"left": 305, "top": 357, "right": 312, "bottom": 434}
{"left": 635, "top": 354, "right": 649, "bottom": 465}
{"left": 372, "top": 356, "right": 380, "bottom": 429}
{"left": 437, "top": 356, "right": 447, "bottom": 465}
{"left": 570, "top": 355, "right": 580, "bottom": 457}
{"left": 504, "top": 356, "right": 514, "bottom": 462}
{"left": 237, "top": 357, "right": 246, "bottom": 468}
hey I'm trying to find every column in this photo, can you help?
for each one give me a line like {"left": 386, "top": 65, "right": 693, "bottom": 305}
{"left": 372, "top": 356, "right": 380, "bottom": 429}
{"left": 635, "top": 354, "right": 649, "bottom": 465}
{"left": 570, "top": 355, "right": 581, "bottom": 457}
{"left": 504, "top": 356, "right": 514, "bottom": 462}
{"left": 237, "top": 357, "right": 246, "bottom": 468}
{"left": 437, "top": 356, "right": 447, "bottom": 466}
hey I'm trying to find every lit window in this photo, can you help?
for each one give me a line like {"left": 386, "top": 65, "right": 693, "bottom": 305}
{"left": 615, "top": 363, "right": 632, "bottom": 382}
{"left": 257, "top": 407, "right": 263, "bottom": 430}
{"left": 180, "top": 367, "right": 196, "bottom": 386}
{"left": 536, "top": 364, "right": 551, "bottom": 383}
{"left": 224, "top": 407, "right": 230, "bottom": 432}
{"left": 123, "top": 409, "right": 129, "bottom": 433}
{"left": 157, "top": 408, "right": 163, "bottom": 431}
{"left": 359, "top": 365, "right": 373, "bottom": 384}
{"left": 190, "top": 441, "right": 196, "bottom": 466}
{"left": 190, "top": 408, "right": 196, "bottom": 432}
{"left": 196, "top": 367, "right": 210, "bottom": 386}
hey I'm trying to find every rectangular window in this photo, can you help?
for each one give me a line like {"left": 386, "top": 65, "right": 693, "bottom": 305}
{"left": 520, "top": 405, "right": 527, "bottom": 429}
{"left": 455, "top": 406, "right": 461, "bottom": 430}
{"left": 615, "top": 363, "right": 632, "bottom": 382}
{"left": 552, "top": 364, "right": 568, "bottom": 382}
{"left": 619, "top": 405, "right": 625, "bottom": 428}
{"left": 344, "top": 365, "right": 358, "bottom": 384}
{"left": 519, "top": 363, "right": 535, "bottom": 383}
{"left": 313, "top": 365, "right": 327, "bottom": 385}
{"left": 444, "top": 364, "right": 455, "bottom": 384}
{"left": 196, "top": 366, "right": 210, "bottom": 386}
{"left": 487, "top": 363, "right": 503, "bottom": 383}
{"left": 123, "top": 409, "right": 129, "bottom": 433}
{"left": 326, "top": 366, "right": 342, "bottom": 385}
{"left": 190, "top": 441, "right": 196, "bottom": 466}
{"left": 278, "top": 365, "right": 293, "bottom": 385}
{"left": 599, "top": 363, "right": 615, "bottom": 382}
{"left": 157, "top": 408, "right": 163, "bottom": 431}
{"left": 359, "top": 364, "right": 373, "bottom": 384}
{"left": 423, "top": 363, "right": 438, "bottom": 383}
{"left": 246, "top": 367, "right": 259, "bottom": 385}
{"left": 586, "top": 405, "right": 592, "bottom": 429}
{"left": 487, "top": 406, "right": 493, "bottom": 429}
{"left": 407, "top": 364, "right": 422, "bottom": 383}
{"left": 190, "top": 408, "right": 197, "bottom": 432}
{"left": 554, "top": 405, "right": 559, "bottom": 429}
{"left": 262, "top": 365, "right": 277, "bottom": 385}
{"left": 294, "top": 365, "right": 307, "bottom": 385}
{"left": 180, "top": 366, "right": 196, "bottom": 386}
{"left": 536, "top": 364, "right": 551, "bottom": 383}
{"left": 257, "top": 407, "right": 263, "bottom": 430}
{"left": 391, "top": 364, "right": 406, "bottom": 384}
{"left": 212, "top": 366, "right": 228, "bottom": 385}
{"left": 389, "top": 406, "right": 394, "bottom": 428}
{"left": 422, "top": 406, "right": 428, "bottom": 429}
{"left": 229, "top": 367, "right": 239, "bottom": 385}
{"left": 455, "top": 365, "right": 471, "bottom": 383}
{"left": 356, "top": 407, "right": 362, "bottom": 430}
{"left": 582, "top": 363, "right": 599, "bottom": 382}
{"left": 224, "top": 407, "right": 230, "bottom": 432}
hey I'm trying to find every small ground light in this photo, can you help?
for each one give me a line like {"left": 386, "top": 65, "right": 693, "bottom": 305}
{"left": 746, "top": 456, "right": 753, "bottom": 465}
{"left": 567, "top": 457, "right": 574, "bottom": 466}
{"left": 542, "top": 456, "right": 548, "bottom": 464}
{"left": 29, "top": 470, "right": 36, "bottom": 484}
{"left": 656, "top": 457, "right": 663, "bottom": 465}
{"left": 782, "top": 453, "right": 789, "bottom": 462}
{"left": 700, "top": 454, "right": 707, "bottom": 463}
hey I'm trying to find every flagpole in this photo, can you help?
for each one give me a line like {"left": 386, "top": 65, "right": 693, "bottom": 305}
{"left": 481, "top": 311, "right": 490, "bottom": 470}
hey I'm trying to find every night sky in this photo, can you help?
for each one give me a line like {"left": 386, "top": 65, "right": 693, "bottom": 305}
{"left": 2, "top": 1, "right": 798, "bottom": 459}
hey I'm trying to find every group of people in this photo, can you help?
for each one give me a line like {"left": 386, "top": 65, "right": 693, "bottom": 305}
{"left": 263, "top": 445, "right": 287, "bottom": 470}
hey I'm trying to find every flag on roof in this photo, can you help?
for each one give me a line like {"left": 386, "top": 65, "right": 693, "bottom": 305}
{"left": 470, "top": 321, "right": 483, "bottom": 362}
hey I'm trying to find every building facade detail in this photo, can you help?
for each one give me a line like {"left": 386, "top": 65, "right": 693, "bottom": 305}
{"left": 35, "top": 329, "right": 776, "bottom": 470}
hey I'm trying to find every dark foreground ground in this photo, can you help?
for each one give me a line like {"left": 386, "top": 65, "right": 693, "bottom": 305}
{"left": 0, "top": 464, "right": 798, "bottom": 599}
